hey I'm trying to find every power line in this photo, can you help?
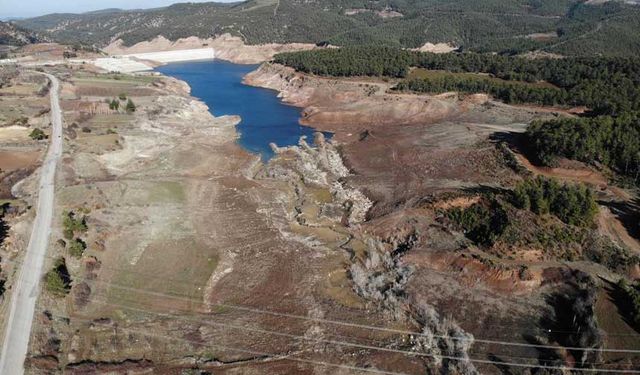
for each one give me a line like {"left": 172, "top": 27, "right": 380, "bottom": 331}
{"left": 77, "top": 295, "right": 634, "bottom": 369}
{"left": 41, "top": 301, "right": 640, "bottom": 374}
{"left": 39, "top": 308, "right": 410, "bottom": 375}
{"left": 51, "top": 272, "right": 640, "bottom": 352}
{"left": 39, "top": 216, "right": 636, "bottom": 340}
{"left": 5, "top": 253, "right": 640, "bottom": 355}
{"left": 4, "top": 248, "right": 636, "bottom": 340}
{"left": 20, "top": 253, "right": 607, "bottom": 370}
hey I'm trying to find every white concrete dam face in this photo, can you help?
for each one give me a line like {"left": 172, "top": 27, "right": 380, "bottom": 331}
{"left": 124, "top": 48, "right": 216, "bottom": 63}
{"left": 94, "top": 48, "right": 216, "bottom": 73}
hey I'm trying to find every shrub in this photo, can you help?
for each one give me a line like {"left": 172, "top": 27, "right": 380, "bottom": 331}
{"left": 446, "top": 200, "right": 510, "bottom": 246}
{"left": 45, "top": 258, "right": 71, "bottom": 297}
{"left": 74, "top": 282, "right": 91, "bottom": 308}
{"left": 68, "top": 238, "right": 86, "bottom": 258}
{"left": 118, "top": 93, "right": 127, "bottom": 101}
{"left": 63, "top": 211, "right": 88, "bottom": 233}
{"left": 109, "top": 99, "right": 119, "bottom": 111}
{"left": 584, "top": 238, "right": 639, "bottom": 271}
{"left": 512, "top": 176, "right": 598, "bottom": 227}
{"left": 63, "top": 228, "right": 74, "bottom": 240}
{"left": 29, "top": 128, "right": 46, "bottom": 141}
{"left": 125, "top": 99, "right": 136, "bottom": 113}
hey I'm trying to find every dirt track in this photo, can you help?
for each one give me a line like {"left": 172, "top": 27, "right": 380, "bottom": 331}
{"left": 0, "top": 73, "right": 62, "bottom": 374}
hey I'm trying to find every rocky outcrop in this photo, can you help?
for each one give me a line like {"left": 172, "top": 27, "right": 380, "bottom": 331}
{"left": 267, "top": 132, "right": 371, "bottom": 226}
{"left": 413, "top": 42, "right": 458, "bottom": 53}
{"left": 262, "top": 134, "right": 477, "bottom": 374}
{"left": 350, "top": 235, "right": 478, "bottom": 374}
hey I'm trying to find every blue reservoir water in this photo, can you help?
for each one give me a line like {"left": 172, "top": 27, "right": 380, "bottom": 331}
{"left": 157, "top": 60, "right": 326, "bottom": 160}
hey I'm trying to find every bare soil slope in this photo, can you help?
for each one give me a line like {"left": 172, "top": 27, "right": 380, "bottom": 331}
{"left": 104, "top": 34, "right": 316, "bottom": 64}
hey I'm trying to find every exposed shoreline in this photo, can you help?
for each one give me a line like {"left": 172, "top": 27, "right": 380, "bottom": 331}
{"left": 93, "top": 48, "right": 216, "bottom": 73}
{"left": 105, "top": 34, "right": 316, "bottom": 64}
{"left": 18, "top": 54, "right": 439, "bottom": 374}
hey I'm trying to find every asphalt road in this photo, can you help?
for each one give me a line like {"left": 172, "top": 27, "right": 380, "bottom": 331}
{"left": 0, "top": 73, "right": 63, "bottom": 374}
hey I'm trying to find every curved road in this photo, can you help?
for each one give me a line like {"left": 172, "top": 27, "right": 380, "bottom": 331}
{"left": 0, "top": 73, "right": 63, "bottom": 374}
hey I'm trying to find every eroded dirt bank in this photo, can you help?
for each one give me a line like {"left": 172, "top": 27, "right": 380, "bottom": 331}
{"left": 104, "top": 34, "right": 316, "bottom": 64}
{"left": 243, "top": 63, "right": 554, "bottom": 217}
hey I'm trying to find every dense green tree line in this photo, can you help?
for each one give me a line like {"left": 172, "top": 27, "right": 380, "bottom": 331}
{"left": 442, "top": 177, "right": 636, "bottom": 271}
{"left": 526, "top": 114, "right": 640, "bottom": 183}
{"left": 394, "top": 75, "right": 566, "bottom": 107}
{"left": 410, "top": 53, "right": 640, "bottom": 115}
{"left": 447, "top": 176, "right": 599, "bottom": 240}
{"left": 275, "top": 46, "right": 640, "bottom": 114}
{"left": 274, "top": 46, "right": 415, "bottom": 77}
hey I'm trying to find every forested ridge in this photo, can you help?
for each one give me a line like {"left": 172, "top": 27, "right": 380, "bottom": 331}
{"left": 0, "top": 21, "right": 46, "bottom": 46}
{"left": 527, "top": 114, "right": 640, "bottom": 184}
{"left": 395, "top": 76, "right": 566, "bottom": 107}
{"left": 512, "top": 176, "right": 599, "bottom": 227}
{"left": 14, "top": 0, "right": 640, "bottom": 57}
{"left": 274, "top": 46, "right": 415, "bottom": 77}
{"left": 275, "top": 46, "right": 640, "bottom": 114}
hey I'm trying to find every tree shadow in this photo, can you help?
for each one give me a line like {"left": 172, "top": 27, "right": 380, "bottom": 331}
{"left": 601, "top": 277, "right": 640, "bottom": 334}
{"left": 522, "top": 333, "right": 563, "bottom": 366}
{"left": 0, "top": 202, "right": 9, "bottom": 247}
{"left": 461, "top": 184, "right": 512, "bottom": 197}
{"left": 489, "top": 131, "right": 546, "bottom": 167}
{"left": 600, "top": 198, "right": 640, "bottom": 241}
{"left": 488, "top": 131, "right": 520, "bottom": 145}
{"left": 487, "top": 353, "right": 517, "bottom": 374}
{"left": 540, "top": 292, "right": 577, "bottom": 350}
{"left": 537, "top": 281, "right": 602, "bottom": 368}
